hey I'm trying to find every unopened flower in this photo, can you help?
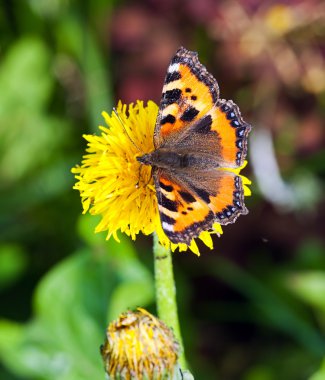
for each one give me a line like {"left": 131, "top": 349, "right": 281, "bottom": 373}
{"left": 100, "top": 308, "right": 180, "bottom": 380}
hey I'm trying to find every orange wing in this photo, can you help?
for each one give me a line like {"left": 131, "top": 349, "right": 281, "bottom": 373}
{"left": 210, "top": 99, "right": 251, "bottom": 167}
{"left": 154, "top": 47, "right": 251, "bottom": 168}
{"left": 154, "top": 47, "right": 219, "bottom": 147}
{"left": 151, "top": 47, "right": 250, "bottom": 244}
{"left": 154, "top": 169, "right": 214, "bottom": 244}
{"left": 154, "top": 168, "right": 247, "bottom": 244}
{"left": 174, "top": 99, "right": 251, "bottom": 168}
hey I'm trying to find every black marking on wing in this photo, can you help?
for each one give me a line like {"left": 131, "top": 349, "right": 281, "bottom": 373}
{"left": 194, "top": 115, "right": 213, "bottom": 134}
{"left": 159, "top": 181, "right": 173, "bottom": 192}
{"left": 165, "top": 210, "right": 215, "bottom": 244}
{"left": 192, "top": 186, "right": 210, "bottom": 204}
{"left": 179, "top": 191, "right": 196, "bottom": 203}
{"left": 165, "top": 71, "right": 181, "bottom": 84}
{"left": 236, "top": 127, "right": 246, "bottom": 137}
{"left": 160, "top": 212, "right": 176, "bottom": 225}
{"left": 193, "top": 69, "right": 219, "bottom": 104}
{"left": 231, "top": 120, "right": 240, "bottom": 128}
{"left": 216, "top": 205, "right": 239, "bottom": 220}
{"left": 161, "top": 114, "right": 176, "bottom": 125}
{"left": 170, "top": 47, "right": 219, "bottom": 104}
{"left": 236, "top": 152, "right": 242, "bottom": 164}
{"left": 217, "top": 98, "right": 252, "bottom": 166}
{"left": 158, "top": 193, "right": 178, "bottom": 212}
{"left": 180, "top": 107, "right": 199, "bottom": 122}
{"left": 226, "top": 110, "right": 236, "bottom": 119}
{"left": 161, "top": 89, "right": 182, "bottom": 106}
{"left": 221, "top": 104, "right": 230, "bottom": 112}
{"left": 233, "top": 189, "right": 243, "bottom": 210}
{"left": 215, "top": 175, "right": 248, "bottom": 224}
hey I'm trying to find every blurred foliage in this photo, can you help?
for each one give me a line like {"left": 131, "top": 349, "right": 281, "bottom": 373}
{"left": 1, "top": 0, "right": 325, "bottom": 380}
{"left": 0, "top": 244, "right": 27, "bottom": 290}
{"left": 0, "top": 215, "right": 154, "bottom": 380}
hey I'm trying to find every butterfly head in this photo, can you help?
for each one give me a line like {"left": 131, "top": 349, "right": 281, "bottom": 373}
{"left": 137, "top": 149, "right": 188, "bottom": 170}
{"left": 137, "top": 153, "right": 154, "bottom": 166}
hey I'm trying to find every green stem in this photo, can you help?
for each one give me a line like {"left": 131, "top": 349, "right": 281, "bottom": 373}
{"left": 153, "top": 233, "right": 187, "bottom": 369}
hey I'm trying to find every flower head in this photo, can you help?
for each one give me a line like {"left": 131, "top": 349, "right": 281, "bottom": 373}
{"left": 72, "top": 101, "right": 251, "bottom": 254}
{"left": 100, "top": 308, "right": 180, "bottom": 380}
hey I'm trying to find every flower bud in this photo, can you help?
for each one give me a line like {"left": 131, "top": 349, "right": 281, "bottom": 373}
{"left": 101, "top": 308, "right": 180, "bottom": 380}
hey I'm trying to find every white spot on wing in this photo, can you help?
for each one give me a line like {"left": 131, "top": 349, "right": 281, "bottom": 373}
{"left": 162, "top": 222, "right": 174, "bottom": 232}
{"left": 168, "top": 63, "right": 180, "bottom": 73}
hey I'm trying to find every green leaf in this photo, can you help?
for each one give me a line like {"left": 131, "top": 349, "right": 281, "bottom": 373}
{"left": 0, "top": 241, "right": 154, "bottom": 379}
{"left": 105, "top": 237, "right": 155, "bottom": 320}
{"left": 0, "top": 37, "right": 52, "bottom": 113}
{"left": 0, "top": 37, "right": 69, "bottom": 185}
{"left": 211, "top": 256, "right": 325, "bottom": 356}
{"left": 244, "top": 365, "right": 274, "bottom": 380}
{"left": 109, "top": 281, "right": 154, "bottom": 321}
{"left": 286, "top": 271, "right": 325, "bottom": 313}
{"left": 0, "top": 115, "right": 68, "bottom": 185}
{"left": 309, "top": 359, "right": 325, "bottom": 380}
{"left": 0, "top": 244, "right": 27, "bottom": 289}
{"left": 56, "top": 17, "right": 113, "bottom": 130}
{"left": 294, "top": 239, "right": 325, "bottom": 270}
{"left": 77, "top": 213, "right": 154, "bottom": 320}
{"left": 77, "top": 213, "right": 107, "bottom": 247}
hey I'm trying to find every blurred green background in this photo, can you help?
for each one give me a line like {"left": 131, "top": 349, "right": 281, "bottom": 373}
{"left": 1, "top": 1, "right": 325, "bottom": 379}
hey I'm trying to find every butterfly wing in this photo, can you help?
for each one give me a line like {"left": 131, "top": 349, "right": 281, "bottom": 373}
{"left": 154, "top": 167, "right": 247, "bottom": 244}
{"left": 173, "top": 99, "right": 251, "bottom": 168}
{"left": 154, "top": 47, "right": 219, "bottom": 148}
{"left": 152, "top": 47, "right": 250, "bottom": 244}
{"left": 155, "top": 47, "right": 251, "bottom": 168}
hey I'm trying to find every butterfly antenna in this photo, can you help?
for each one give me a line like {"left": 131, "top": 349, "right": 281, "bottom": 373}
{"left": 112, "top": 107, "right": 143, "bottom": 153}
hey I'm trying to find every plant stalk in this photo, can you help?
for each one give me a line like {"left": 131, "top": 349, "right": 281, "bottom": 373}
{"left": 153, "top": 233, "right": 187, "bottom": 369}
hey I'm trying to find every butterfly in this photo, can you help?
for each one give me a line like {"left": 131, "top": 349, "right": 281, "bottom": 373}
{"left": 137, "top": 47, "right": 251, "bottom": 245}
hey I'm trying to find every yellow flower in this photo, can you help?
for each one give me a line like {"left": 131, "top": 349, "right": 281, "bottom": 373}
{"left": 72, "top": 101, "right": 251, "bottom": 255}
{"left": 100, "top": 308, "right": 180, "bottom": 380}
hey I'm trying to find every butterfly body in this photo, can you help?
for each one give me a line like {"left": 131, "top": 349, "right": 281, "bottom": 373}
{"left": 138, "top": 47, "right": 251, "bottom": 245}
{"left": 138, "top": 149, "right": 220, "bottom": 170}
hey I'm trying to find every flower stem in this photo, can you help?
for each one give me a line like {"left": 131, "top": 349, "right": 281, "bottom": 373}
{"left": 153, "top": 233, "right": 187, "bottom": 369}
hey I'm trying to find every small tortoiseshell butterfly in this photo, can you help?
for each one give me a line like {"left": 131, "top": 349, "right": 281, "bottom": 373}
{"left": 138, "top": 47, "right": 251, "bottom": 245}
